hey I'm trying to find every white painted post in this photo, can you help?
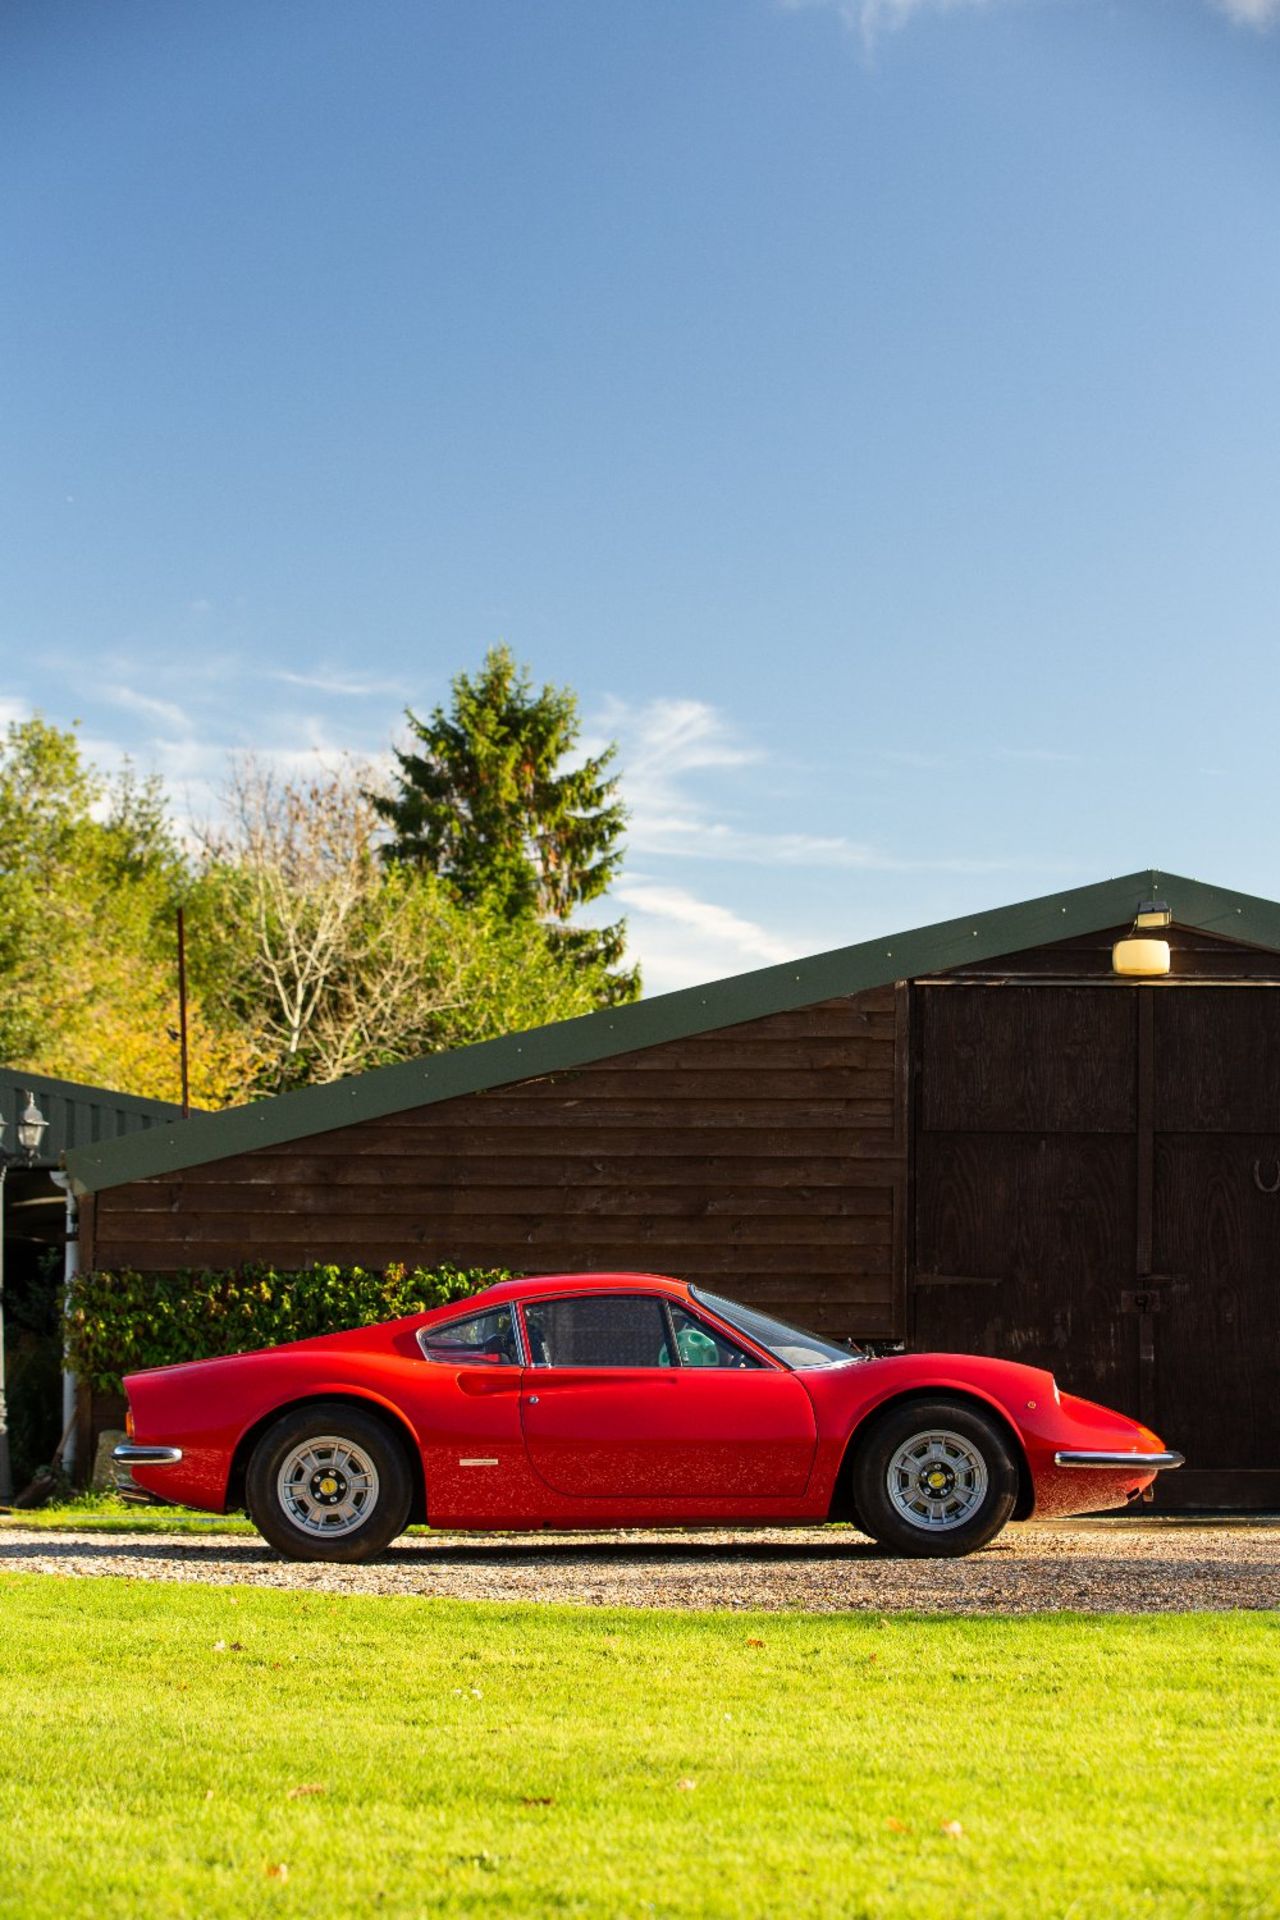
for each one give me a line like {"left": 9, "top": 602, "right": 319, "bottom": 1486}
{"left": 50, "top": 1171, "right": 79, "bottom": 1481}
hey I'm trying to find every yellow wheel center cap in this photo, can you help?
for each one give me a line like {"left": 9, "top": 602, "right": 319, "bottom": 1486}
{"left": 928, "top": 1471, "right": 946, "bottom": 1489}
{"left": 320, "top": 1477, "right": 337, "bottom": 1495}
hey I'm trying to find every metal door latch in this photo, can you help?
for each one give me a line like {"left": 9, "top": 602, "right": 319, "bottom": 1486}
{"left": 1121, "top": 1275, "right": 1183, "bottom": 1315}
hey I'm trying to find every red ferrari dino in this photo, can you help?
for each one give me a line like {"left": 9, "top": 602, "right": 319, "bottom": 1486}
{"left": 114, "top": 1271, "right": 1182, "bottom": 1562}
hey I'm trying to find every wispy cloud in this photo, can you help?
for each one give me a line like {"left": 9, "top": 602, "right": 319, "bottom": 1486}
{"left": 780, "top": 0, "right": 1279, "bottom": 40}
{"left": 57, "top": 641, "right": 398, "bottom": 838}
{"left": 75, "top": 726, "right": 391, "bottom": 850}
{"left": 1211, "top": 0, "right": 1280, "bottom": 23}
{"left": 593, "top": 878, "right": 804, "bottom": 994}
{"left": 0, "top": 694, "right": 31, "bottom": 730}
{"left": 779, "top": 0, "right": 995, "bottom": 46}
{"left": 102, "top": 684, "right": 192, "bottom": 734}
{"left": 269, "top": 668, "right": 410, "bottom": 699}
{"left": 592, "top": 694, "right": 1022, "bottom": 874}
{"left": 615, "top": 880, "right": 799, "bottom": 963}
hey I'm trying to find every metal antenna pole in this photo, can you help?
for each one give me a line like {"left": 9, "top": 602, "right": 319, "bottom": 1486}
{"left": 177, "top": 905, "right": 191, "bottom": 1119}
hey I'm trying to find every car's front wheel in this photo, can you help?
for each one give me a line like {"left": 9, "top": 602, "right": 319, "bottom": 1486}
{"left": 851, "top": 1397, "right": 1019, "bottom": 1558}
{"left": 246, "top": 1403, "right": 413, "bottom": 1562}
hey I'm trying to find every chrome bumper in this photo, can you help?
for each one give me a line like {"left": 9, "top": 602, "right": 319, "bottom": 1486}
{"left": 113, "top": 1444, "right": 184, "bottom": 1467}
{"left": 1054, "top": 1450, "right": 1184, "bottom": 1471}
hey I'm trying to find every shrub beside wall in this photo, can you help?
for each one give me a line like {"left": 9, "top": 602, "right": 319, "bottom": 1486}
{"left": 66, "top": 1261, "right": 511, "bottom": 1394}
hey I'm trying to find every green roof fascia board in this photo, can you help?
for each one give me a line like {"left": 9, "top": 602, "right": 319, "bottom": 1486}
{"left": 1, "top": 1066, "right": 185, "bottom": 1170}
{"left": 0, "top": 1063, "right": 183, "bottom": 1121}
{"left": 63, "top": 867, "right": 1279, "bottom": 1195}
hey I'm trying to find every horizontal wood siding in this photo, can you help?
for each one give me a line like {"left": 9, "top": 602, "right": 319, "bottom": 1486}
{"left": 929, "top": 924, "right": 1280, "bottom": 981}
{"left": 89, "top": 988, "right": 909, "bottom": 1339}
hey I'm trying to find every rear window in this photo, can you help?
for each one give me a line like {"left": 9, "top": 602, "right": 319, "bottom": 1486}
{"left": 417, "top": 1306, "right": 521, "bottom": 1367}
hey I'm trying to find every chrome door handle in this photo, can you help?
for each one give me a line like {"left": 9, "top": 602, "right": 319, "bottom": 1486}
{"left": 527, "top": 1395, "right": 540, "bottom": 1405}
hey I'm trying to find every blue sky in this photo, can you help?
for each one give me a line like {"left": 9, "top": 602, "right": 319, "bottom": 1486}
{"left": 3, "top": 0, "right": 1279, "bottom": 993}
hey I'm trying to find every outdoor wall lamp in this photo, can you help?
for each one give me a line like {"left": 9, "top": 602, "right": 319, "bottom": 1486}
{"left": 1112, "top": 900, "right": 1173, "bottom": 977}
{"left": 13, "top": 1092, "right": 50, "bottom": 1158}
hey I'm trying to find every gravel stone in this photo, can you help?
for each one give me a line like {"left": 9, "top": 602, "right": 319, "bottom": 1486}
{"left": 3, "top": 1520, "right": 1278, "bottom": 1612}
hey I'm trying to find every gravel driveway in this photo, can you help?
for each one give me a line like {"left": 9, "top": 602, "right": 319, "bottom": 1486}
{"left": 3, "top": 1520, "right": 1278, "bottom": 1612}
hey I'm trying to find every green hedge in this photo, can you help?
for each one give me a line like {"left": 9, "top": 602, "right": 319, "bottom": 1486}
{"left": 65, "top": 1261, "right": 511, "bottom": 1394}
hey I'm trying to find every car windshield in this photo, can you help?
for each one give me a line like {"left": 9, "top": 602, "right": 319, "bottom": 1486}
{"left": 690, "top": 1288, "right": 862, "bottom": 1371}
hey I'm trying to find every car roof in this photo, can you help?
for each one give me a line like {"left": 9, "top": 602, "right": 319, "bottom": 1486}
{"left": 449, "top": 1271, "right": 692, "bottom": 1310}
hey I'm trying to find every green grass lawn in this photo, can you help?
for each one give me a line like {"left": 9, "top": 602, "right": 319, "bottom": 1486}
{"left": 1, "top": 1497, "right": 433, "bottom": 1537}
{"left": 0, "top": 1496, "right": 257, "bottom": 1535}
{"left": 1, "top": 1578, "right": 1277, "bottom": 1919}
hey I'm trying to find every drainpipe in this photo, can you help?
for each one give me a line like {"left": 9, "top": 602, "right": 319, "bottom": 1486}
{"left": 50, "top": 1171, "right": 79, "bottom": 1481}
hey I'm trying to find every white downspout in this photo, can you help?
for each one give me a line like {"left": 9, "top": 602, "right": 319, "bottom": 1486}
{"left": 50, "top": 1171, "right": 79, "bottom": 1481}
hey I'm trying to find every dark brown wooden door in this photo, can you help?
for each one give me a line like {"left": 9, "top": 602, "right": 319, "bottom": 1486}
{"left": 913, "top": 986, "right": 1140, "bottom": 1418}
{"left": 912, "top": 982, "right": 1280, "bottom": 1509}
{"left": 1150, "top": 991, "right": 1280, "bottom": 1507}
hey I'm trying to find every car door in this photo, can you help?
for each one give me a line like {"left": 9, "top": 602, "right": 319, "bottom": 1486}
{"left": 400, "top": 1301, "right": 541, "bottom": 1524}
{"left": 519, "top": 1291, "right": 817, "bottom": 1500}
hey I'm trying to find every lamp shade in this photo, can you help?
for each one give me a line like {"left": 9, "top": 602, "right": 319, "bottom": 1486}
{"left": 16, "top": 1092, "right": 48, "bottom": 1155}
{"left": 1112, "top": 936, "right": 1171, "bottom": 978}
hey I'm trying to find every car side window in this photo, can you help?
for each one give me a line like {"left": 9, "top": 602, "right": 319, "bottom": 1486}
{"left": 668, "top": 1304, "right": 763, "bottom": 1369}
{"left": 417, "top": 1307, "right": 521, "bottom": 1367}
{"left": 524, "top": 1295, "right": 674, "bottom": 1369}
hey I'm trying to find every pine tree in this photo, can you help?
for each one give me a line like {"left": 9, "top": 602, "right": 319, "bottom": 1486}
{"left": 375, "top": 646, "right": 639, "bottom": 1003}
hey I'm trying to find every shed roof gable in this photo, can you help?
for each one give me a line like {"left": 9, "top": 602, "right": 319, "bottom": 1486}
{"left": 63, "top": 868, "right": 1280, "bottom": 1193}
{"left": 0, "top": 1065, "right": 183, "bottom": 1171}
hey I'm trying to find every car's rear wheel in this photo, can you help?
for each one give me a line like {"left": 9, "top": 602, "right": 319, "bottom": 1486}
{"left": 851, "top": 1397, "right": 1019, "bottom": 1558}
{"left": 246, "top": 1403, "right": 413, "bottom": 1562}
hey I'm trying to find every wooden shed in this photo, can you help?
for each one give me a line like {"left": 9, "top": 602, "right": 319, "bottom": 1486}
{"left": 0, "top": 1067, "right": 184, "bottom": 1486}
{"left": 66, "top": 869, "right": 1280, "bottom": 1511}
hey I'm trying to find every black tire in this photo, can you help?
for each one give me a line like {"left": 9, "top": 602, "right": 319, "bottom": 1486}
{"left": 246, "top": 1402, "right": 413, "bottom": 1563}
{"left": 851, "top": 1397, "right": 1019, "bottom": 1558}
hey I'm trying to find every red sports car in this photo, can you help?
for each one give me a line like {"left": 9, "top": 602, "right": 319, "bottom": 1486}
{"left": 114, "top": 1271, "right": 1183, "bottom": 1562}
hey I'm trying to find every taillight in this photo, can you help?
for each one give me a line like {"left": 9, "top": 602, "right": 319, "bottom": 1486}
{"left": 125, "top": 1409, "right": 134, "bottom": 1438}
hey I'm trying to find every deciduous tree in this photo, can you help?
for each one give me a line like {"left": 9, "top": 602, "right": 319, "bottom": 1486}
{"left": 0, "top": 718, "right": 251, "bottom": 1106}
{"left": 196, "top": 756, "right": 621, "bottom": 1093}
